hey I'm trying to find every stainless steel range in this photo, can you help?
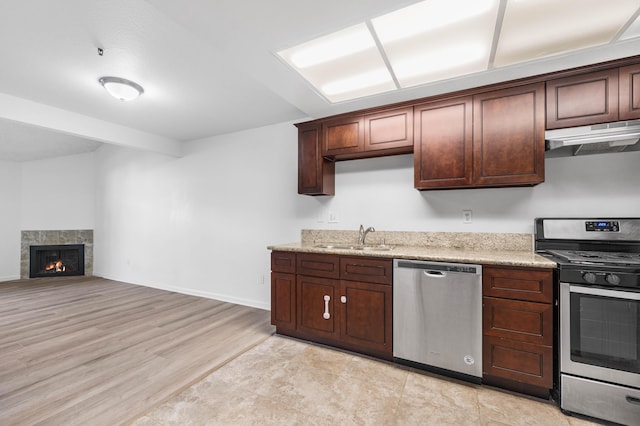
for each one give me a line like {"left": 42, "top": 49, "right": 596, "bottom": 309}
{"left": 535, "top": 218, "right": 640, "bottom": 426}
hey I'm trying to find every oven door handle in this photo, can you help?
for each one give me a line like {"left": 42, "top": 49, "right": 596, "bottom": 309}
{"left": 568, "top": 284, "right": 640, "bottom": 300}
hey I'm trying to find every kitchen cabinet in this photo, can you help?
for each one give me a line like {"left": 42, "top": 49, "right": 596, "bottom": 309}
{"left": 296, "top": 122, "right": 335, "bottom": 196}
{"left": 297, "top": 274, "right": 340, "bottom": 339}
{"left": 270, "top": 252, "right": 296, "bottom": 331}
{"left": 472, "top": 83, "right": 545, "bottom": 187}
{"left": 414, "top": 96, "right": 473, "bottom": 188}
{"left": 271, "top": 251, "right": 393, "bottom": 359}
{"left": 482, "top": 265, "right": 554, "bottom": 398}
{"left": 619, "top": 63, "right": 640, "bottom": 120}
{"left": 414, "top": 83, "right": 545, "bottom": 189}
{"left": 546, "top": 69, "right": 619, "bottom": 129}
{"left": 339, "top": 256, "right": 393, "bottom": 355}
{"left": 321, "top": 106, "right": 414, "bottom": 160}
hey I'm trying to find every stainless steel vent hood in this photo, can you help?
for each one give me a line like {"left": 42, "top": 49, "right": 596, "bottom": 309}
{"left": 545, "top": 120, "right": 640, "bottom": 158}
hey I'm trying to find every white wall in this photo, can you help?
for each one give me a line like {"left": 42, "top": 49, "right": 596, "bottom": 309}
{"left": 0, "top": 160, "right": 21, "bottom": 281}
{"left": 93, "top": 119, "right": 640, "bottom": 309}
{"left": 20, "top": 152, "right": 96, "bottom": 230}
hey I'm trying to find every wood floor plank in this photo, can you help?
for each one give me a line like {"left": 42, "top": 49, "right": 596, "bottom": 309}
{"left": 0, "top": 276, "right": 274, "bottom": 425}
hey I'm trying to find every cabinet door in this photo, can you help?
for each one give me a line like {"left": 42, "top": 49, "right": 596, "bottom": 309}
{"left": 340, "top": 280, "right": 392, "bottom": 355}
{"left": 297, "top": 123, "right": 335, "bottom": 196}
{"left": 414, "top": 97, "right": 473, "bottom": 188}
{"left": 322, "top": 115, "right": 364, "bottom": 157}
{"left": 271, "top": 272, "right": 296, "bottom": 330}
{"left": 364, "top": 107, "right": 414, "bottom": 154}
{"left": 483, "top": 335, "right": 553, "bottom": 389}
{"left": 296, "top": 275, "right": 339, "bottom": 340}
{"left": 619, "top": 64, "right": 640, "bottom": 120}
{"left": 546, "top": 69, "right": 619, "bottom": 129}
{"left": 473, "top": 83, "right": 545, "bottom": 186}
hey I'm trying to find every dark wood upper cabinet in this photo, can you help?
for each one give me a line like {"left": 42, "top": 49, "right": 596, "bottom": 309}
{"left": 546, "top": 68, "right": 619, "bottom": 129}
{"left": 473, "top": 83, "right": 545, "bottom": 187}
{"left": 322, "top": 115, "right": 365, "bottom": 157}
{"left": 364, "top": 106, "right": 414, "bottom": 154}
{"left": 321, "top": 107, "right": 414, "bottom": 160}
{"left": 619, "top": 64, "right": 640, "bottom": 120}
{"left": 295, "top": 56, "right": 640, "bottom": 195}
{"left": 296, "top": 122, "right": 335, "bottom": 196}
{"left": 414, "top": 96, "right": 473, "bottom": 189}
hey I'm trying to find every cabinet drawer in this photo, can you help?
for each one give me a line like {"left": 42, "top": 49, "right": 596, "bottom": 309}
{"left": 340, "top": 257, "right": 393, "bottom": 285}
{"left": 297, "top": 253, "right": 340, "bottom": 279}
{"left": 483, "top": 335, "right": 552, "bottom": 389}
{"left": 483, "top": 297, "right": 552, "bottom": 345}
{"left": 483, "top": 266, "right": 553, "bottom": 303}
{"left": 271, "top": 251, "right": 296, "bottom": 274}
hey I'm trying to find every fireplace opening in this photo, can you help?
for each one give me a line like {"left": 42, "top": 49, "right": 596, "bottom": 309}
{"left": 29, "top": 244, "right": 85, "bottom": 278}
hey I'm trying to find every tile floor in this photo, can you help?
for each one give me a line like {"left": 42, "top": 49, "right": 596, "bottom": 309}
{"left": 132, "top": 335, "right": 601, "bottom": 425}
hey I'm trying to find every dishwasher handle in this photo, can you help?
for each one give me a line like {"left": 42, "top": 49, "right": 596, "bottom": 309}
{"left": 395, "top": 260, "right": 480, "bottom": 275}
{"left": 424, "top": 270, "right": 446, "bottom": 278}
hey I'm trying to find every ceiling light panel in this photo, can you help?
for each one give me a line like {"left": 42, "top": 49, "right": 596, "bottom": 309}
{"left": 372, "top": 0, "right": 500, "bottom": 88}
{"left": 494, "top": 0, "right": 640, "bottom": 67}
{"left": 278, "top": 23, "right": 395, "bottom": 102}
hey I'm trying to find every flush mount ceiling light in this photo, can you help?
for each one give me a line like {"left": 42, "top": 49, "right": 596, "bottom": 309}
{"left": 99, "top": 76, "right": 144, "bottom": 101}
{"left": 277, "top": 0, "right": 640, "bottom": 104}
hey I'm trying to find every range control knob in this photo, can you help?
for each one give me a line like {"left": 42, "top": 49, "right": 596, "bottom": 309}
{"left": 582, "top": 272, "right": 597, "bottom": 284}
{"left": 605, "top": 274, "right": 621, "bottom": 286}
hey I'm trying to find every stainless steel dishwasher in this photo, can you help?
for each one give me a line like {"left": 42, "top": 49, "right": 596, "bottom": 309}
{"left": 393, "top": 259, "right": 483, "bottom": 382}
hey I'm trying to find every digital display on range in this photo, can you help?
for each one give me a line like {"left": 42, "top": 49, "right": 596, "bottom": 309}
{"left": 585, "top": 221, "right": 620, "bottom": 232}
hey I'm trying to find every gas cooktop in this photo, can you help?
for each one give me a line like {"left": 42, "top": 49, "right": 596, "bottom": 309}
{"left": 544, "top": 249, "right": 640, "bottom": 266}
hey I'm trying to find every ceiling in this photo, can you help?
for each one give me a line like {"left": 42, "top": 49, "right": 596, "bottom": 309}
{"left": 1, "top": 0, "right": 640, "bottom": 162}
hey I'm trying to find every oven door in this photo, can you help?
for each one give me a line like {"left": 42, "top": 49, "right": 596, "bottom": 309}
{"left": 560, "top": 282, "right": 640, "bottom": 389}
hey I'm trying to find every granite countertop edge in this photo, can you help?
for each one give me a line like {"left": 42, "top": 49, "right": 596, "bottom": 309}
{"left": 267, "top": 242, "right": 556, "bottom": 269}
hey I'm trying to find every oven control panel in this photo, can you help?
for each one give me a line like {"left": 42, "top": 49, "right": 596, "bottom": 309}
{"left": 585, "top": 221, "right": 619, "bottom": 232}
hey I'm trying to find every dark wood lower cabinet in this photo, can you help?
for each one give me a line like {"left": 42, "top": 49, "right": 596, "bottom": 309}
{"left": 272, "top": 251, "right": 557, "bottom": 398}
{"left": 271, "top": 252, "right": 393, "bottom": 360}
{"left": 270, "top": 272, "right": 296, "bottom": 331}
{"left": 482, "top": 266, "right": 554, "bottom": 398}
{"left": 296, "top": 274, "right": 339, "bottom": 339}
{"left": 340, "top": 280, "right": 392, "bottom": 354}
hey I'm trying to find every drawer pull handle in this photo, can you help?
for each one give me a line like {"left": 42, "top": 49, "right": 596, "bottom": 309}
{"left": 340, "top": 296, "right": 347, "bottom": 303}
{"left": 323, "top": 295, "right": 330, "bottom": 319}
{"left": 626, "top": 395, "right": 640, "bottom": 406}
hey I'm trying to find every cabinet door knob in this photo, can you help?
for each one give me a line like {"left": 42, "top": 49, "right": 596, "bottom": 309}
{"left": 323, "top": 295, "right": 330, "bottom": 319}
{"left": 340, "top": 296, "right": 347, "bottom": 303}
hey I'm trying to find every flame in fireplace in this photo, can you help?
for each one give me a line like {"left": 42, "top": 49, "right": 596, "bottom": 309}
{"left": 44, "top": 260, "right": 66, "bottom": 272}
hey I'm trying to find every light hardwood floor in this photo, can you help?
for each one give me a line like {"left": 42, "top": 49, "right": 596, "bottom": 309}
{"left": 0, "top": 276, "right": 274, "bottom": 426}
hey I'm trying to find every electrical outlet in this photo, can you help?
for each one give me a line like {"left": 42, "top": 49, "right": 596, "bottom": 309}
{"left": 463, "top": 209, "right": 472, "bottom": 224}
{"left": 328, "top": 211, "right": 339, "bottom": 223}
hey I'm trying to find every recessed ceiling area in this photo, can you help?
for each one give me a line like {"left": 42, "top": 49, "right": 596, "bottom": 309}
{"left": 1, "top": 0, "right": 640, "bottom": 162}
{"left": 278, "top": 0, "right": 640, "bottom": 103}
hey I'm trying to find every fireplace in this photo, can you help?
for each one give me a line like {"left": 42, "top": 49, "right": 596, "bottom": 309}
{"left": 29, "top": 244, "right": 85, "bottom": 278}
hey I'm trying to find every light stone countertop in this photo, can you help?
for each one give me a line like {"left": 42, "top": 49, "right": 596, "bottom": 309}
{"left": 267, "top": 229, "right": 556, "bottom": 269}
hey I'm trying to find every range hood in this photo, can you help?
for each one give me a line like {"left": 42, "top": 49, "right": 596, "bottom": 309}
{"left": 545, "top": 120, "right": 640, "bottom": 158}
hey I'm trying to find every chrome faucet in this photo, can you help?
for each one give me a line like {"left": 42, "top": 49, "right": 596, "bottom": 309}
{"left": 358, "top": 224, "right": 375, "bottom": 245}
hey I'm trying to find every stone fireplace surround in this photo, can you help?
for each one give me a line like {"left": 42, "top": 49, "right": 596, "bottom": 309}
{"left": 21, "top": 230, "right": 93, "bottom": 279}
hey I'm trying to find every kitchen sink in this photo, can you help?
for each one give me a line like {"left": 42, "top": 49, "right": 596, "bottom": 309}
{"left": 314, "top": 244, "right": 393, "bottom": 251}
